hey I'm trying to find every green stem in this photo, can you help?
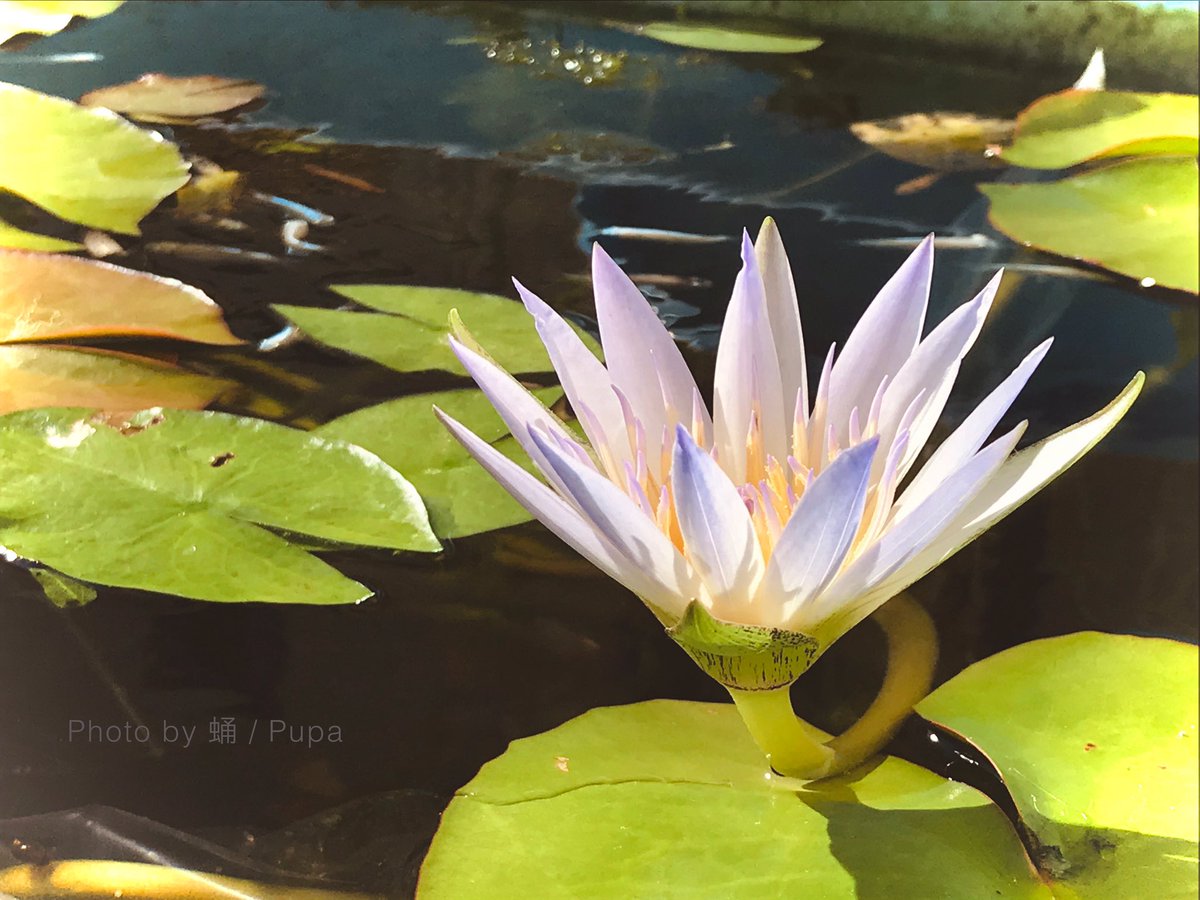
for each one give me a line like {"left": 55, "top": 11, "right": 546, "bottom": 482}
{"left": 728, "top": 594, "right": 938, "bottom": 780}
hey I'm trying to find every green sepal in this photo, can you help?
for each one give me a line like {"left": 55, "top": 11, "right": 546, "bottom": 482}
{"left": 667, "top": 601, "right": 821, "bottom": 691}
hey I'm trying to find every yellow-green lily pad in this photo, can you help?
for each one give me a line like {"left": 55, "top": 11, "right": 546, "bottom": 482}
{"left": 918, "top": 632, "right": 1199, "bottom": 899}
{"left": 981, "top": 157, "right": 1198, "bottom": 293}
{"left": 638, "top": 21, "right": 822, "bottom": 54}
{"left": 0, "top": 0, "right": 122, "bottom": 45}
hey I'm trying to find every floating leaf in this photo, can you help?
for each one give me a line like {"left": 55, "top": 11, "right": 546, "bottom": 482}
{"left": 317, "top": 387, "right": 561, "bottom": 539}
{"left": 1003, "top": 90, "right": 1200, "bottom": 169}
{"left": 0, "top": 250, "right": 243, "bottom": 344}
{"left": 418, "top": 700, "right": 1047, "bottom": 898}
{"left": 981, "top": 157, "right": 1198, "bottom": 293}
{"left": 276, "top": 284, "right": 600, "bottom": 375}
{"left": 918, "top": 633, "right": 1198, "bottom": 899}
{"left": 80, "top": 73, "right": 266, "bottom": 122}
{"left": 0, "top": 0, "right": 122, "bottom": 45}
{"left": 850, "top": 112, "right": 1013, "bottom": 171}
{"left": 638, "top": 22, "right": 822, "bottom": 54}
{"left": 0, "top": 344, "right": 232, "bottom": 415}
{"left": 0, "top": 82, "right": 189, "bottom": 234}
{"left": 0, "top": 406, "right": 440, "bottom": 604}
{"left": 0, "top": 217, "right": 82, "bottom": 252}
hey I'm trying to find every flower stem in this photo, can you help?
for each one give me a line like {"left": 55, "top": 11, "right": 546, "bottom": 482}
{"left": 728, "top": 594, "right": 938, "bottom": 780}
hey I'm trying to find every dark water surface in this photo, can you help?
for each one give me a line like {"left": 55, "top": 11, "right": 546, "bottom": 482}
{"left": 1, "top": 1, "right": 1196, "bottom": 893}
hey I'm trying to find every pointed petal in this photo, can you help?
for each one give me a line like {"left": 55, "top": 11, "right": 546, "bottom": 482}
{"left": 759, "top": 438, "right": 878, "bottom": 622}
{"left": 671, "top": 424, "right": 764, "bottom": 616}
{"left": 449, "top": 335, "right": 583, "bottom": 489}
{"left": 436, "top": 408, "right": 684, "bottom": 615}
{"left": 713, "top": 231, "right": 787, "bottom": 482}
{"left": 755, "top": 218, "right": 807, "bottom": 429}
{"left": 874, "top": 271, "right": 1001, "bottom": 477}
{"left": 828, "top": 236, "right": 933, "bottom": 442}
{"left": 801, "top": 421, "right": 1025, "bottom": 633}
{"left": 897, "top": 338, "right": 1052, "bottom": 515}
{"left": 591, "top": 244, "right": 701, "bottom": 455}
{"left": 530, "top": 426, "right": 699, "bottom": 616}
{"left": 513, "top": 279, "right": 630, "bottom": 469}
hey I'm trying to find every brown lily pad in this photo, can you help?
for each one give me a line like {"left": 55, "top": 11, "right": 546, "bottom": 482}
{"left": 80, "top": 73, "right": 265, "bottom": 122}
{"left": 851, "top": 112, "right": 1013, "bottom": 171}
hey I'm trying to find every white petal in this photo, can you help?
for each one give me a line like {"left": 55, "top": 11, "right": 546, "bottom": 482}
{"left": 897, "top": 338, "right": 1052, "bottom": 515}
{"left": 801, "top": 421, "right": 1025, "bottom": 633}
{"left": 591, "top": 244, "right": 702, "bottom": 461}
{"left": 530, "top": 426, "right": 700, "bottom": 616}
{"left": 755, "top": 218, "right": 808, "bottom": 431}
{"left": 759, "top": 438, "right": 878, "bottom": 623}
{"left": 436, "top": 408, "right": 684, "bottom": 615}
{"left": 512, "top": 279, "right": 630, "bottom": 470}
{"left": 713, "top": 232, "right": 787, "bottom": 481}
{"left": 828, "top": 236, "right": 933, "bottom": 443}
{"left": 671, "top": 425, "right": 764, "bottom": 616}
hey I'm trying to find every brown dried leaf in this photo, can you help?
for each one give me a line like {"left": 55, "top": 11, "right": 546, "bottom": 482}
{"left": 80, "top": 73, "right": 265, "bottom": 121}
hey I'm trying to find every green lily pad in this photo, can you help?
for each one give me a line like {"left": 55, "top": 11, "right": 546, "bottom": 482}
{"left": 918, "top": 632, "right": 1199, "bottom": 899}
{"left": 0, "top": 218, "right": 82, "bottom": 252}
{"left": 0, "top": 0, "right": 123, "bottom": 45}
{"left": 1003, "top": 90, "right": 1199, "bottom": 170}
{"left": 638, "top": 22, "right": 822, "bottom": 54}
{"left": 317, "top": 386, "right": 560, "bottom": 540}
{"left": 0, "top": 406, "right": 440, "bottom": 604}
{"left": 0, "top": 82, "right": 189, "bottom": 234}
{"left": 418, "top": 700, "right": 1049, "bottom": 898}
{"left": 276, "top": 284, "right": 599, "bottom": 376}
{"left": 981, "top": 157, "right": 1198, "bottom": 293}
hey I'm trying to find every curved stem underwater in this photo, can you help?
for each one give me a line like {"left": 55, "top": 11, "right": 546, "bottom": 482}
{"left": 728, "top": 594, "right": 938, "bottom": 780}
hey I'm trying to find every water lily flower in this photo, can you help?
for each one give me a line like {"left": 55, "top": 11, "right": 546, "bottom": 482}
{"left": 435, "top": 219, "right": 1141, "bottom": 777}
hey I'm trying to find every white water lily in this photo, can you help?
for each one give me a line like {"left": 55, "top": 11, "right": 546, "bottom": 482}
{"left": 436, "top": 220, "right": 1141, "bottom": 692}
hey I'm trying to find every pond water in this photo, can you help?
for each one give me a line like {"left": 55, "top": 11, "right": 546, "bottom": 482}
{"left": 0, "top": 1, "right": 1196, "bottom": 895}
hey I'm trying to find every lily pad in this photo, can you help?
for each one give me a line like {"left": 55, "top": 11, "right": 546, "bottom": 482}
{"left": 918, "top": 632, "right": 1199, "bottom": 899}
{"left": 0, "top": 344, "right": 232, "bottom": 415}
{"left": 80, "top": 73, "right": 266, "bottom": 122}
{"left": 851, "top": 112, "right": 1013, "bottom": 171}
{"left": 418, "top": 699, "right": 1047, "bottom": 898}
{"left": 317, "top": 387, "right": 561, "bottom": 540}
{"left": 0, "top": 0, "right": 122, "bottom": 45}
{"left": 981, "top": 157, "right": 1198, "bottom": 293}
{"left": 0, "top": 250, "right": 243, "bottom": 344}
{"left": 0, "top": 218, "right": 82, "bottom": 252}
{"left": 275, "top": 284, "right": 600, "bottom": 376}
{"left": 0, "top": 82, "right": 189, "bottom": 234}
{"left": 638, "top": 22, "right": 822, "bottom": 54}
{"left": 0, "top": 406, "right": 440, "bottom": 604}
{"left": 1003, "top": 90, "right": 1200, "bottom": 170}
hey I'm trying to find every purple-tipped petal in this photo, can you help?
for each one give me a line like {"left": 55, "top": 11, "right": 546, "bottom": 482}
{"left": 671, "top": 424, "right": 764, "bottom": 612}
{"left": 897, "top": 338, "right": 1053, "bottom": 515}
{"left": 828, "top": 236, "right": 933, "bottom": 444}
{"left": 873, "top": 271, "right": 1002, "bottom": 479}
{"left": 755, "top": 218, "right": 808, "bottom": 435}
{"left": 530, "top": 426, "right": 699, "bottom": 616}
{"left": 436, "top": 408, "right": 684, "bottom": 613}
{"left": 759, "top": 437, "right": 878, "bottom": 622}
{"left": 591, "top": 244, "right": 702, "bottom": 464}
{"left": 513, "top": 279, "right": 630, "bottom": 469}
{"left": 713, "top": 231, "right": 787, "bottom": 482}
{"left": 804, "top": 421, "right": 1025, "bottom": 633}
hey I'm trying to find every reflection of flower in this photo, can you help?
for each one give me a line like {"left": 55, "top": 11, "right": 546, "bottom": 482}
{"left": 437, "top": 220, "right": 1141, "bottom": 690}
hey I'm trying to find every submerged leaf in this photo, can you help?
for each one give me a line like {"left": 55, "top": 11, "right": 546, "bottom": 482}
{"left": 981, "top": 157, "right": 1198, "bottom": 293}
{"left": 0, "top": 82, "right": 189, "bottom": 234}
{"left": 80, "top": 73, "right": 266, "bottom": 122}
{"left": 638, "top": 21, "right": 822, "bottom": 54}
{"left": 0, "top": 407, "right": 440, "bottom": 604}
{"left": 0, "top": 0, "right": 122, "bottom": 45}
{"left": 276, "top": 284, "right": 600, "bottom": 375}
{"left": 850, "top": 112, "right": 1014, "bottom": 171}
{"left": 918, "top": 633, "right": 1198, "bottom": 898}
{"left": 0, "top": 344, "right": 232, "bottom": 415}
{"left": 1003, "top": 90, "right": 1200, "bottom": 169}
{"left": 0, "top": 250, "right": 243, "bottom": 344}
{"left": 317, "top": 387, "right": 562, "bottom": 539}
{"left": 418, "top": 700, "right": 1047, "bottom": 898}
